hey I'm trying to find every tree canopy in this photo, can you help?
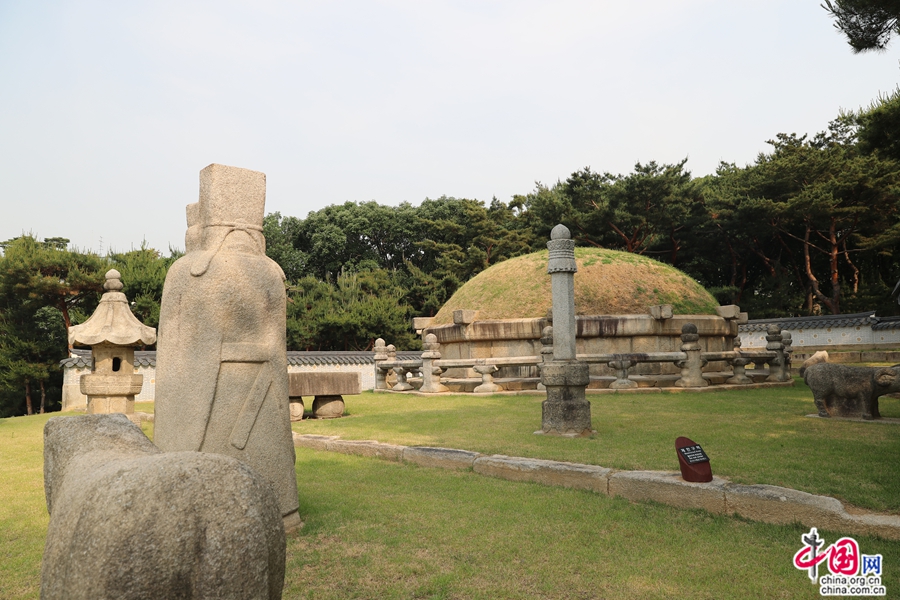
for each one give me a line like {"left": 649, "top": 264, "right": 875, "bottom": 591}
{"left": 3, "top": 96, "right": 900, "bottom": 416}
{"left": 824, "top": 0, "right": 900, "bottom": 52}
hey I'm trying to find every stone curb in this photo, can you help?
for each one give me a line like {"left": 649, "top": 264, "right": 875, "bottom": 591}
{"left": 324, "top": 438, "right": 405, "bottom": 462}
{"left": 292, "top": 433, "right": 900, "bottom": 540}
{"left": 608, "top": 471, "right": 728, "bottom": 514}
{"left": 292, "top": 434, "right": 338, "bottom": 451}
{"left": 402, "top": 447, "right": 481, "bottom": 470}
{"left": 473, "top": 455, "right": 610, "bottom": 494}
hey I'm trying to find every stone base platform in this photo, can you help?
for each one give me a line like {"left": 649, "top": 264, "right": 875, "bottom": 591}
{"left": 389, "top": 371, "right": 793, "bottom": 395}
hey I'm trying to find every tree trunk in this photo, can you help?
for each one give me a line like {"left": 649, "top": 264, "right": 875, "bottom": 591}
{"left": 39, "top": 380, "right": 46, "bottom": 414}
{"left": 842, "top": 239, "right": 860, "bottom": 294}
{"left": 58, "top": 301, "right": 73, "bottom": 351}
{"left": 826, "top": 217, "right": 841, "bottom": 314}
{"left": 24, "top": 378, "right": 33, "bottom": 416}
{"left": 804, "top": 224, "right": 839, "bottom": 314}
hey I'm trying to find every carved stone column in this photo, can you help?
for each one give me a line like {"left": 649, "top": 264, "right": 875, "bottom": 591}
{"left": 765, "top": 325, "right": 790, "bottom": 382}
{"left": 419, "top": 333, "right": 449, "bottom": 393}
{"left": 374, "top": 338, "right": 389, "bottom": 390}
{"left": 675, "top": 323, "right": 708, "bottom": 387}
{"left": 538, "top": 224, "right": 592, "bottom": 437}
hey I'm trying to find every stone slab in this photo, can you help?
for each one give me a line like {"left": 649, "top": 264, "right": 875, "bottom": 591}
{"left": 841, "top": 512, "right": 900, "bottom": 540}
{"left": 608, "top": 470, "right": 727, "bottom": 514}
{"left": 473, "top": 455, "right": 610, "bottom": 494}
{"left": 724, "top": 483, "right": 848, "bottom": 530}
{"left": 325, "top": 439, "right": 405, "bottom": 462}
{"left": 292, "top": 433, "right": 337, "bottom": 451}
{"left": 289, "top": 372, "right": 360, "bottom": 397}
{"left": 403, "top": 447, "right": 480, "bottom": 470}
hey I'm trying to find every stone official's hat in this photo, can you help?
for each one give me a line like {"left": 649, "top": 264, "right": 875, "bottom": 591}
{"left": 198, "top": 163, "right": 266, "bottom": 229}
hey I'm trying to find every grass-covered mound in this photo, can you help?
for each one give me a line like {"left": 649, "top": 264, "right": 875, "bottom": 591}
{"left": 432, "top": 248, "right": 718, "bottom": 325}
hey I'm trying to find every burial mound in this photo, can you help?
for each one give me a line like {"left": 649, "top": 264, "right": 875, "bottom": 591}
{"left": 431, "top": 248, "right": 718, "bottom": 325}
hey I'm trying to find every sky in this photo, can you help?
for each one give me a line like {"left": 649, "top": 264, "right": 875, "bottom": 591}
{"left": 1, "top": 1, "right": 899, "bottom": 255}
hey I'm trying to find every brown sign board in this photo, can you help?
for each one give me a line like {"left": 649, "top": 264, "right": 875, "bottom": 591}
{"left": 675, "top": 436, "right": 712, "bottom": 483}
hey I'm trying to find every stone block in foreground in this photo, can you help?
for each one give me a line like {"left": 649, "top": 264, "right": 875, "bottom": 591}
{"left": 325, "top": 439, "right": 405, "bottom": 462}
{"left": 292, "top": 433, "right": 338, "bottom": 451}
{"left": 724, "top": 483, "right": 846, "bottom": 529}
{"left": 403, "top": 447, "right": 480, "bottom": 469}
{"left": 474, "top": 455, "right": 610, "bottom": 493}
{"left": 608, "top": 471, "right": 727, "bottom": 514}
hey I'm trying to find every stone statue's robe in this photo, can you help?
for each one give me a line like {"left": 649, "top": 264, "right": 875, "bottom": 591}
{"left": 154, "top": 234, "right": 298, "bottom": 518}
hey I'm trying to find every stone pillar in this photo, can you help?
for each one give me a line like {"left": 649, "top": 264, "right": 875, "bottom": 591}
{"left": 419, "top": 333, "right": 449, "bottom": 393}
{"left": 536, "top": 325, "right": 554, "bottom": 391}
{"left": 674, "top": 323, "right": 708, "bottom": 387}
{"left": 548, "top": 225, "right": 577, "bottom": 361}
{"left": 765, "top": 325, "right": 790, "bottom": 382}
{"left": 781, "top": 331, "right": 793, "bottom": 374}
{"left": 538, "top": 224, "right": 592, "bottom": 437}
{"left": 374, "top": 338, "right": 389, "bottom": 390}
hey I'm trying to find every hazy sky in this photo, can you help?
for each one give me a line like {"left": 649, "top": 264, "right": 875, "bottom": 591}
{"left": 1, "top": 1, "right": 899, "bottom": 254}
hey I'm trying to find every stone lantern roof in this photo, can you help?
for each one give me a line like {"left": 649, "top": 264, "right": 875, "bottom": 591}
{"left": 68, "top": 269, "right": 157, "bottom": 347}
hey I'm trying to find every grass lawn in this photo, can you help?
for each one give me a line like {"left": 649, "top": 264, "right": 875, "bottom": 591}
{"left": 2, "top": 385, "right": 898, "bottom": 599}
{"left": 294, "top": 380, "right": 900, "bottom": 513}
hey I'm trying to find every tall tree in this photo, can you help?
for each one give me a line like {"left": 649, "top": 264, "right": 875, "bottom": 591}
{"left": 824, "top": 0, "right": 900, "bottom": 52}
{"left": 0, "top": 236, "right": 104, "bottom": 415}
{"left": 0, "top": 236, "right": 105, "bottom": 334}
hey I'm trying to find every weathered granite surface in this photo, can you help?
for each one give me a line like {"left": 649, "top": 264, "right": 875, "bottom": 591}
{"left": 42, "top": 414, "right": 285, "bottom": 600}
{"left": 804, "top": 363, "right": 900, "bottom": 419}
{"left": 69, "top": 270, "right": 157, "bottom": 417}
{"left": 154, "top": 164, "right": 299, "bottom": 520}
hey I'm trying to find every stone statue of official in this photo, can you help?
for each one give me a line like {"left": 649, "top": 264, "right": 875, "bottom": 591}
{"left": 154, "top": 163, "right": 300, "bottom": 528}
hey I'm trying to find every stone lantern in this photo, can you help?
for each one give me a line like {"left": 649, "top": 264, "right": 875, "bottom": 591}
{"left": 68, "top": 269, "right": 157, "bottom": 417}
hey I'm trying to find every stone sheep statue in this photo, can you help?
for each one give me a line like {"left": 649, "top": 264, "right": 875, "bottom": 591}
{"left": 798, "top": 350, "right": 829, "bottom": 376}
{"left": 803, "top": 363, "right": 900, "bottom": 420}
{"left": 41, "top": 414, "right": 286, "bottom": 600}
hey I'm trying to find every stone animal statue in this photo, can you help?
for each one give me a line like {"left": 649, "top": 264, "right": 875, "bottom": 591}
{"left": 803, "top": 363, "right": 900, "bottom": 420}
{"left": 798, "top": 350, "right": 829, "bottom": 376}
{"left": 42, "top": 414, "right": 286, "bottom": 600}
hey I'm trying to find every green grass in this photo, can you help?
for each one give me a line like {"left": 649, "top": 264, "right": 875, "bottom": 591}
{"left": 285, "top": 449, "right": 900, "bottom": 599}
{"left": 294, "top": 382, "right": 900, "bottom": 513}
{"left": 3, "top": 388, "right": 899, "bottom": 599}
{"left": 431, "top": 247, "right": 718, "bottom": 324}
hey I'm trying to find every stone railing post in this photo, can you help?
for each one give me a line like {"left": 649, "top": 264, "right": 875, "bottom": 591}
{"left": 374, "top": 338, "right": 390, "bottom": 390}
{"left": 392, "top": 365, "right": 413, "bottom": 391}
{"left": 781, "top": 331, "right": 793, "bottom": 374}
{"left": 536, "top": 325, "right": 554, "bottom": 391}
{"left": 607, "top": 359, "right": 638, "bottom": 389}
{"left": 538, "top": 224, "right": 592, "bottom": 436}
{"left": 765, "top": 325, "right": 790, "bottom": 382}
{"left": 473, "top": 362, "right": 501, "bottom": 393}
{"left": 419, "top": 333, "right": 449, "bottom": 393}
{"left": 725, "top": 337, "right": 752, "bottom": 385}
{"left": 675, "top": 323, "right": 708, "bottom": 387}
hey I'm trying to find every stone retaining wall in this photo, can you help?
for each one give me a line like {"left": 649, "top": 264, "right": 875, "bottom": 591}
{"left": 427, "top": 314, "right": 739, "bottom": 379}
{"left": 294, "top": 433, "right": 900, "bottom": 540}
